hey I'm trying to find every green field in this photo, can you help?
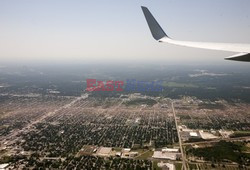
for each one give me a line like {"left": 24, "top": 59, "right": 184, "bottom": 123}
{"left": 175, "top": 163, "right": 183, "bottom": 170}
{"left": 162, "top": 82, "right": 198, "bottom": 88}
{"left": 135, "top": 150, "right": 153, "bottom": 159}
{"left": 125, "top": 98, "right": 157, "bottom": 106}
{"left": 197, "top": 163, "right": 242, "bottom": 170}
{"left": 231, "top": 131, "right": 250, "bottom": 138}
{"left": 188, "top": 163, "right": 197, "bottom": 170}
{"left": 152, "top": 161, "right": 162, "bottom": 170}
{"left": 186, "top": 141, "right": 250, "bottom": 165}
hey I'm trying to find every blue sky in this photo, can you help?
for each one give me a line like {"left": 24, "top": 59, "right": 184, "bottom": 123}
{"left": 0, "top": 0, "right": 250, "bottom": 64}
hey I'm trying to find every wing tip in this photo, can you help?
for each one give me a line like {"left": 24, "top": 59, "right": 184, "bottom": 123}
{"left": 225, "top": 53, "right": 250, "bottom": 62}
{"left": 141, "top": 6, "right": 168, "bottom": 41}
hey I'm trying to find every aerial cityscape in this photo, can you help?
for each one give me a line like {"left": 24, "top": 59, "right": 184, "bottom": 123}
{"left": 0, "top": 64, "right": 249, "bottom": 169}
{"left": 1, "top": 0, "right": 250, "bottom": 169}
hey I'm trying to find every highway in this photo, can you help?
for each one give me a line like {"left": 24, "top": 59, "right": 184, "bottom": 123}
{"left": 171, "top": 101, "right": 187, "bottom": 170}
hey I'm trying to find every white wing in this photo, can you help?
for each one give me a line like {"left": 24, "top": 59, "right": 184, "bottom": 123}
{"left": 141, "top": 6, "right": 250, "bottom": 62}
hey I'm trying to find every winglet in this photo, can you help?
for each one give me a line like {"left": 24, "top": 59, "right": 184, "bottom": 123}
{"left": 141, "top": 6, "right": 169, "bottom": 41}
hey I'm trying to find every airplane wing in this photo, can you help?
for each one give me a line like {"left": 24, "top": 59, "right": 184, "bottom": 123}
{"left": 141, "top": 6, "right": 250, "bottom": 62}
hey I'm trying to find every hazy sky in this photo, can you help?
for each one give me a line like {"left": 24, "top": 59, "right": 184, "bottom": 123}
{"left": 0, "top": 0, "right": 250, "bottom": 64}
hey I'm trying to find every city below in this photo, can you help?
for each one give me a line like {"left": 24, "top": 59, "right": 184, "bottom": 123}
{"left": 0, "top": 64, "right": 250, "bottom": 170}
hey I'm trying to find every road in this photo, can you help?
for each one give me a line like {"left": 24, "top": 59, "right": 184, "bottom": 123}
{"left": 171, "top": 101, "right": 187, "bottom": 170}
